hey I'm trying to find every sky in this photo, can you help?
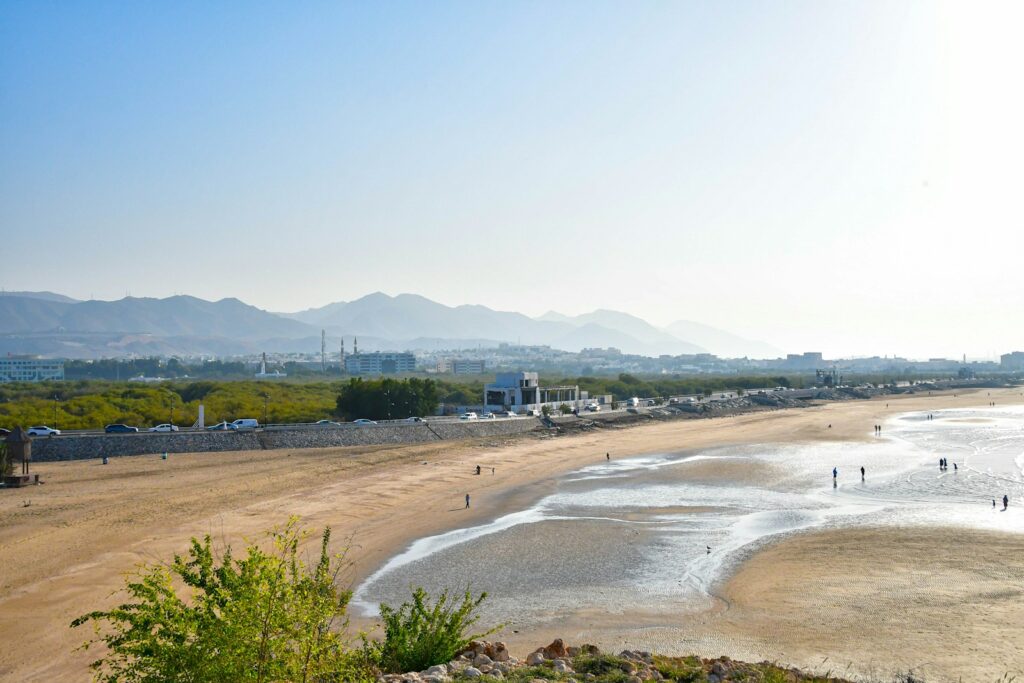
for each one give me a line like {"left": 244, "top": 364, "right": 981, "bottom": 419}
{"left": 1, "top": 1, "right": 1022, "bottom": 359}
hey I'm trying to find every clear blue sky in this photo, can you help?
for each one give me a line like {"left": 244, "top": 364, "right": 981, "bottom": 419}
{"left": 2, "top": 1, "right": 1021, "bottom": 358}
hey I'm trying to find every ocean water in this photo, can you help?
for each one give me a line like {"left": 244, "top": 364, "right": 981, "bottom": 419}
{"left": 353, "top": 406, "right": 1024, "bottom": 626}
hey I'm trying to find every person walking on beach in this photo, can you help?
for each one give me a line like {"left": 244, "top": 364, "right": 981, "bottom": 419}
{"left": 475, "top": 464, "right": 481, "bottom": 475}
{"left": 954, "top": 462, "right": 958, "bottom": 472}
{"left": 860, "top": 466, "right": 865, "bottom": 480}
{"left": 1004, "top": 494, "right": 1009, "bottom": 510}
{"left": 833, "top": 467, "right": 838, "bottom": 480}
{"left": 606, "top": 452, "right": 610, "bottom": 461}
{"left": 465, "top": 493, "right": 471, "bottom": 509}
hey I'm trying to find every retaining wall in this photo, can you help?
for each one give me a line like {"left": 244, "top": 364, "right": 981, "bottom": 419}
{"left": 29, "top": 418, "right": 544, "bottom": 462}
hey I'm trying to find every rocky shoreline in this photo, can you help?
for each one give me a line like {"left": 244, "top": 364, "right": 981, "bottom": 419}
{"left": 379, "top": 639, "right": 865, "bottom": 683}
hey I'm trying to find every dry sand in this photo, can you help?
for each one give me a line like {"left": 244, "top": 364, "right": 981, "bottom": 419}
{"left": 1, "top": 387, "right": 1021, "bottom": 681}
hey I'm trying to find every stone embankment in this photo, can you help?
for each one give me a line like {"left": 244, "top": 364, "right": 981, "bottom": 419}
{"left": 378, "top": 638, "right": 860, "bottom": 683}
{"left": 29, "top": 419, "right": 542, "bottom": 463}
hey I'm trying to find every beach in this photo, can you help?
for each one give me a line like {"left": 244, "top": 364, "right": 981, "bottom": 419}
{"left": 1, "top": 387, "right": 1022, "bottom": 681}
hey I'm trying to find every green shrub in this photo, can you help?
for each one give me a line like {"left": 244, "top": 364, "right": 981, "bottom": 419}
{"left": 366, "top": 587, "right": 498, "bottom": 674}
{"left": 71, "top": 518, "right": 373, "bottom": 683}
{"left": 652, "top": 655, "right": 704, "bottom": 682}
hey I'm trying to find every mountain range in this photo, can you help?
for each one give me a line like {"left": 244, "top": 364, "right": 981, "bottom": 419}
{"left": 0, "top": 291, "right": 780, "bottom": 359}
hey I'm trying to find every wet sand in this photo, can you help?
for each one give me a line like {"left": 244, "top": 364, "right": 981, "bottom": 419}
{"left": 0, "top": 387, "right": 1021, "bottom": 681}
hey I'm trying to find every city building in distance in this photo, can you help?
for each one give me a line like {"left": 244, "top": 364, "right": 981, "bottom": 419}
{"left": 345, "top": 351, "right": 417, "bottom": 375}
{"left": 0, "top": 356, "right": 65, "bottom": 383}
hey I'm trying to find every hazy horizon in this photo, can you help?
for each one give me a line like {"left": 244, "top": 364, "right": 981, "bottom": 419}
{"left": 3, "top": 2, "right": 1022, "bottom": 359}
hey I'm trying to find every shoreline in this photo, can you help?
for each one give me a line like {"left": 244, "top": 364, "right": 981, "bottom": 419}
{"left": 1, "top": 387, "right": 1021, "bottom": 681}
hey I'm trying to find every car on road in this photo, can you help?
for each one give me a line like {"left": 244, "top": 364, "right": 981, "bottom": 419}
{"left": 231, "top": 418, "right": 260, "bottom": 429}
{"left": 149, "top": 424, "right": 179, "bottom": 432}
{"left": 104, "top": 424, "right": 140, "bottom": 434}
{"left": 585, "top": 403, "right": 601, "bottom": 412}
{"left": 0, "top": 428, "right": 10, "bottom": 437}
{"left": 27, "top": 425, "right": 60, "bottom": 436}
{"left": 207, "top": 421, "right": 239, "bottom": 431}
{"left": 481, "top": 412, "right": 496, "bottom": 419}
{"left": 525, "top": 409, "right": 541, "bottom": 417}
{"left": 503, "top": 411, "right": 518, "bottom": 418}
{"left": 459, "top": 412, "right": 479, "bottom": 420}
{"left": 315, "top": 419, "right": 343, "bottom": 426}
{"left": 353, "top": 418, "right": 377, "bottom": 425}
{"left": 405, "top": 416, "right": 427, "bottom": 423}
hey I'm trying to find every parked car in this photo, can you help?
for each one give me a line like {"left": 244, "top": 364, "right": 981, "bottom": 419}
{"left": 207, "top": 421, "right": 239, "bottom": 431}
{"left": 585, "top": 403, "right": 601, "bottom": 412}
{"left": 525, "top": 409, "right": 541, "bottom": 417}
{"left": 315, "top": 419, "right": 343, "bottom": 426}
{"left": 459, "top": 412, "right": 479, "bottom": 420}
{"left": 104, "top": 424, "right": 140, "bottom": 434}
{"left": 27, "top": 425, "right": 60, "bottom": 436}
{"left": 353, "top": 418, "right": 377, "bottom": 425}
{"left": 481, "top": 412, "right": 496, "bottom": 419}
{"left": 231, "top": 418, "right": 260, "bottom": 429}
{"left": 149, "top": 424, "right": 179, "bottom": 432}
{"left": 503, "top": 411, "right": 518, "bottom": 418}
{"left": 0, "top": 427, "right": 10, "bottom": 437}
{"left": 405, "top": 416, "right": 427, "bottom": 423}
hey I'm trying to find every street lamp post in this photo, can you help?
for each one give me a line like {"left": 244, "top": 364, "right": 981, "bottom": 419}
{"left": 263, "top": 393, "right": 269, "bottom": 425}
{"left": 53, "top": 395, "right": 59, "bottom": 430}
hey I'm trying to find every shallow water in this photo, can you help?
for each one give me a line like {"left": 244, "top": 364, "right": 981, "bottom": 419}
{"left": 353, "top": 407, "right": 1024, "bottom": 626}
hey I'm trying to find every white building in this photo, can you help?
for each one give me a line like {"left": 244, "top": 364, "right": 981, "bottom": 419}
{"left": 345, "top": 352, "right": 416, "bottom": 375}
{"left": 483, "top": 372, "right": 582, "bottom": 413}
{"left": 452, "top": 359, "right": 485, "bottom": 375}
{"left": 0, "top": 357, "right": 65, "bottom": 382}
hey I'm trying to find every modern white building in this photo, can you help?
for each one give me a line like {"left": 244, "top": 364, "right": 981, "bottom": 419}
{"left": 0, "top": 357, "right": 65, "bottom": 382}
{"left": 483, "top": 372, "right": 582, "bottom": 413}
{"left": 452, "top": 359, "right": 485, "bottom": 375}
{"left": 345, "top": 352, "right": 416, "bottom": 375}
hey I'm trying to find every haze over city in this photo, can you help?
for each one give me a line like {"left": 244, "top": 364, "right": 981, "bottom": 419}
{"left": 2, "top": 1, "right": 1022, "bottom": 358}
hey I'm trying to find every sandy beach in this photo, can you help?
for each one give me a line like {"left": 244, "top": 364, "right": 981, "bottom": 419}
{"left": 1, "top": 387, "right": 1022, "bottom": 681}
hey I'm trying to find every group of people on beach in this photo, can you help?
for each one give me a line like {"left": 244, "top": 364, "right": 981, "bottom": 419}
{"left": 938, "top": 457, "right": 956, "bottom": 471}
{"left": 873, "top": 424, "right": 882, "bottom": 434}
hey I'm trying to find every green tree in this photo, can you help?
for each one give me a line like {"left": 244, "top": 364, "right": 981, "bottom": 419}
{"left": 335, "top": 378, "right": 439, "bottom": 421}
{"left": 71, "top": 519, "right": 372, "bottom": 683}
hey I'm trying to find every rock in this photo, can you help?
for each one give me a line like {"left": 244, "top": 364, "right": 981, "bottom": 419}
{"left": 711, "top": 661, "right": 727, "bottom": 676}
{"left": 473, "top": 654, "right": 492, "bottom": 668}
{"left": 526, "top": 651, "right": 545, "bottom": 666}
{"left": 543, "top": 638, "right": 568, "bottom": 659}
{"left": 552, "top": 659, "right": 573, "bottom": 673}
{"left": 463, "top": 667, "right": 482, "bottom": 678}
{"left": 580, "top": 644, "right": 601, "bottom": 655}
{"left": 627, "top": 677, "right": 643, "bottom": 683}
{"left": 493, "top": 642, "right": 510, "bottom": 662}
{"left": 566, "top": 646, "right": 580, "bottom": 657}
{"left": 424, "top": 665, "right": 448, "bottom": 677}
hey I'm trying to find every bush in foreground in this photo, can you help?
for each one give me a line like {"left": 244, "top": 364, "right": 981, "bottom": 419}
{"left": 71, "top": 518, "right": 373, "bottom": 683}
{"left": 366, "top": 587, "right": 498, "bottom": 674}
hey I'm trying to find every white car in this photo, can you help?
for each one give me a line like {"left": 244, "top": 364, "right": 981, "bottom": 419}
{"left": 459, "top": 412, "right": 479, "bottom": 420}
{"left": 149, "top": 424, "right": 179, "bottom": 432}
{"left": 405, "top": 416, "right": 427, "bottom": 423}
{"left": 504, "top": 411, "right": 518, "bottom": 418}
{"left": 353, "top": 418, "right": 377, "bottom": 425}
{"left": 585, "top": 403, "right": 601, "bottom": 412}
{"left": 27, "top": 425, "right": 60, "bottom": 436}
{"left": 481, "top": 412, "right": 496, "bottom": 419}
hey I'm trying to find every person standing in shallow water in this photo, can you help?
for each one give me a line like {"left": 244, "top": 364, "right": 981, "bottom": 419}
{"left": 465, "top": 493, "right": 470, "bottom": 509}
{"left": 860, "top": 466, "right": 865, "bottom": 480}
{"left": 1004, "top": 494, "right": 1009, "bottom": 511}
{"left": 606, "top": 452, "right": 610, "bottom": 461}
